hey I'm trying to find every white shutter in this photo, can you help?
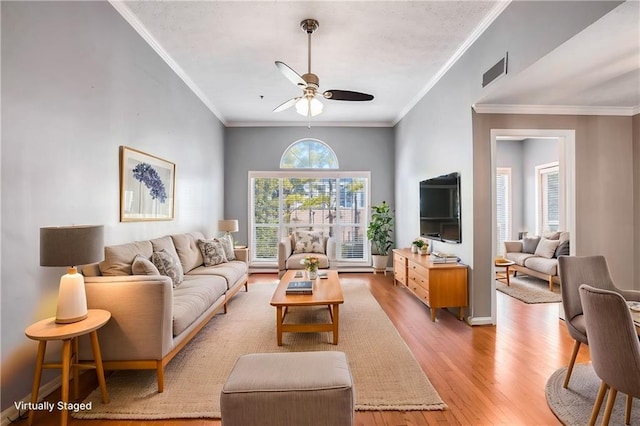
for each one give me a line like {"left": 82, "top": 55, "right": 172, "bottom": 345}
{"left": 496, "top": 168, "right": 511, "bottom": 256}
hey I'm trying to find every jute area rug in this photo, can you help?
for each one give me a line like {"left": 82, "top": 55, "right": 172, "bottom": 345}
{"left": 496, "top": 275, "right": 562, "bottom": 304}
{"left": 75, "top": 279, "right": 445, "bottom": 420}
{"left": 546, "top": 363, "right": 640, "bottom": 425}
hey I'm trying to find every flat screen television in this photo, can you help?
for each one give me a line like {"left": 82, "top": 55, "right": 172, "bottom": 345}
{"left": 420, "top": 172, "right": 461, "bottom": 243}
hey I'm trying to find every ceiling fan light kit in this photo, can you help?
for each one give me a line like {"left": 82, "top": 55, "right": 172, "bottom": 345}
{"left": 274, "top": 18, "right": 374, "bottom": 120}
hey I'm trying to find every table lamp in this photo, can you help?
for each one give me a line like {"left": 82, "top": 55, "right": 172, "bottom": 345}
{"left": 40, "top": 225, "right": 104, "bottom": 324}
{"left": 218, "top": 219, "right": 239, "bottom": 237}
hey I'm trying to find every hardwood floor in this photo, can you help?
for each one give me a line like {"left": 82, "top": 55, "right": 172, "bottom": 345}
{"left": 17, "top": 272, "right": 589, "bottom": 425}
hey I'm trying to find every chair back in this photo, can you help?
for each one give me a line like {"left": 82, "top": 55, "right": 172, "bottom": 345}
{"left": 579, "top": 285, "right": 640, "bottom": 398}
{"left": 558, "top": 256, "right": 615, "bottom": 334}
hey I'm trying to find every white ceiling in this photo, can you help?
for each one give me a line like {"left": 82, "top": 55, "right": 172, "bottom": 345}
{"left": 115, "top": 1, "right": 639, "bottom": 127}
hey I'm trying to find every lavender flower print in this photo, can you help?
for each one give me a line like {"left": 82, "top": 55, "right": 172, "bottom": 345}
{"left": 132, "top": 163, "right": 167, "bottom": 203}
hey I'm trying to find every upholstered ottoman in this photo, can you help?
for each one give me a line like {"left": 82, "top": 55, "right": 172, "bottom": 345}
{"left": 220, "top": 351, "right": 354, "bottom": 426}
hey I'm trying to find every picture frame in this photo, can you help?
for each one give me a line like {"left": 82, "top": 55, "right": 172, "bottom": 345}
{"left": 120, "top": 146, "right": 175, "bottom": 222}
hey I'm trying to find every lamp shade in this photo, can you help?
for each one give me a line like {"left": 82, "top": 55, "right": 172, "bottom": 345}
{"left": 40, "top": 225, "right": 104, "bottom": 267}
{"left": 218, "top": 220, "right": 239, "bottom": 233}
{"left": 295, "top": 96, "right": 323, "bottom": 117}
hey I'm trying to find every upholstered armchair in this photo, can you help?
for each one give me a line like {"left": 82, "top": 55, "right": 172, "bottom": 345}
{"left": 278, "top": 230, "right": 336, "bottom": 278}
{"left": 579, "top": 285, "right": 640, "bottom": 426}
{"left": 558, "top": 255, "right": 640, "bottom": 389}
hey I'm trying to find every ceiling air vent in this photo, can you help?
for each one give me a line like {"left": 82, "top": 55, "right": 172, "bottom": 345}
{"left": 482, "top": 53, "right": 508, "bottom": 88}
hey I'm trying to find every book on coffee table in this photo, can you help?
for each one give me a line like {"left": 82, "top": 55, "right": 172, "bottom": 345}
{"left": 286, "top": 280, "right": 313, "bottom": 295}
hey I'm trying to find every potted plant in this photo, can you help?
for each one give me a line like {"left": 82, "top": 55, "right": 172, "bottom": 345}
{"left": 367, "top": 201, "right": 394, "bottom": 271}
{"left": 412, "top": 238, "right": 428, "bottom": 254}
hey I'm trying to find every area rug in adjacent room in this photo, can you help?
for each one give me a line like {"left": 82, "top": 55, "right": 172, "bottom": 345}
{"left": 496, "top": 275, "right": 561, "bottom": 304}
{"left": 75, "top": 279, "right": 446, "bottom": 420}
{"left": 546, "top": 363, "right": 640, "bottom": 425}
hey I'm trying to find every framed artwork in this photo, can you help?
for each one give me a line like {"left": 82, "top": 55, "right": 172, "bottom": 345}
{"left": 120, "top": 146, "right": 175, "bottom": 222}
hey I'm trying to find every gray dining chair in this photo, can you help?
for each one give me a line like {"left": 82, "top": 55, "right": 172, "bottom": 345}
{"left": 579, "top": 285, "right": 640, "bottom": 426}
{"left": 558, "top": 256, "right": 640, "bottom": 388}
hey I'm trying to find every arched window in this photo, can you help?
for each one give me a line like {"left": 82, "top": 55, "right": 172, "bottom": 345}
{"left": 280, "top": 139, "right": 339, "bottom": 169}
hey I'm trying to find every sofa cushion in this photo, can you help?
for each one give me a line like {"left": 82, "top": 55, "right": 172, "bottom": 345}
{"left": 172, "top": 275, "right": 227, "bottom": 336}
{"left": 132, "top": 255, "right": 160, "bottom": 275}
{"left": 522, "top": 237, "right": 541, "bottom": 254}
{"left": 150, "top": 235, "right": 180, "bottom": 261}
{"left": 524, "top": 256, "right": 558, "bottom": 276}
{"left": 285, "top": 252, "right": 330, "bottom": 270}
{"left": 152, "top": 249, "right": 185, "bottom": 287}
{"left": 505, "top": 252, "right": 535, "bottom": 266}
{"left": 198, "top": 239, "right": 228, "bottom": 266}
{"left": 218, "top": 235, "right": 236, "bottom": 261}
{"left": 189, "top": 260, "right": 247, "bottom": 289}
{"left": 171, "top": 232, "right": 206, "bottom": 273}
{"left": 293, "top": 230, "right": 325, "bottom": 254}
{"left": 542, "top": 231, "right": 561, "bottom": 240}
{"left": 534, "top": 238, "right": 560, "bottom": 259}
{"left": 99, "top": 241, "right": 153, "bottom": 276}
{"left": 558, "top": 231, "right": 570, "bottom": 244}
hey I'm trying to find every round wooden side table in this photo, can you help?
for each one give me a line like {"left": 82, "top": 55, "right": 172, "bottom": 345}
{"left": 495, "top": 259, "right": 516, "bottom": 286}
{"left": 25, "top": 309, "right": 111, "bottom": 426}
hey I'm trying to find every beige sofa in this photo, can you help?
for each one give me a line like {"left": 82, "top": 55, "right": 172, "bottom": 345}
{"left": 278, "top": 232, "right": 336, "bottom": 278}
{"left": 504, "top": 231, "right": 570, "bottom": 291}
{"left": 79, "top": 231, "right": 248, "bottom": 392}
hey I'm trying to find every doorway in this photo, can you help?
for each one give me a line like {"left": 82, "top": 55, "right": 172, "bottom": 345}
{"left": 490, "top": 129, "right": 576, "bottom": 324}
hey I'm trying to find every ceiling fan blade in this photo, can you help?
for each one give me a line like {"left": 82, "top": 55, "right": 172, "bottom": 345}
{"left": 275, "top": 61, "right": 307, "bottom": 88}
{"left": 323, "top": 90, "right": 374, "bottom": 101}
{"left": 273, "top": 97, "right": 300, "bottom": 112}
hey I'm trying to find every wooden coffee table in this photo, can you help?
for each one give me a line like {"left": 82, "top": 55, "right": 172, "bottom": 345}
{"left": 270, "top": 270, "right": 344, "bottom": 346}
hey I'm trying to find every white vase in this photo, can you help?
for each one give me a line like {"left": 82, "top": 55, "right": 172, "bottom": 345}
{"left": 411, "top": 244, "right": 418, "bottom": 253}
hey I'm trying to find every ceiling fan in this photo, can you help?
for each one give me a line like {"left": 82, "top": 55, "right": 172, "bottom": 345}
{"left": 273, "top": 19, "right": 374, "bottom": 118}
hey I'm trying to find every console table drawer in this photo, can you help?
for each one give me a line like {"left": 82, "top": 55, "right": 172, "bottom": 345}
{"left": 393, "top": 252, "right": 408, "bottom": 286}
{"left": 409, "top": 281, "right": 430, "bottom": 305}
{"left": 408, "top": 268, "right": 428, "bottom": 289}
{"left": 408, "top": 260, "right": 429, "bottom": 279}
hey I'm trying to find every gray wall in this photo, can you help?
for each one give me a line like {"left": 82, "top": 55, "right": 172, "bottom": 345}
{"left": 522, "top": 138, "right": 559, "bottom": 234}
{"left": 634, "top": 114, "right": 640, "bottom": 290}
{"left": 1, "top": 2, "right": 225, "bottom": 409}
{"left": 394, "top": 0, "right": 619, "bottom": 321}
{"left": 224, "top": 127, "right": 395, "bottom": 248}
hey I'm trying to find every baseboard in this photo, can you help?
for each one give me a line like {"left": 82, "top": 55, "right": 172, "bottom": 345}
{"left": 1, "top": 375, "right": 64, "bottom": 426}
{"left": 467, "top": 316, "right": 494, "bottom": 326}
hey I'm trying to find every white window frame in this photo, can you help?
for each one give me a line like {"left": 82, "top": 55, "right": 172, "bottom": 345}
{"left": 535, "top": 162, "right": 560, "bottom": 234}
{"left": 248, "top": 170, "right": 371, "bottom": 268}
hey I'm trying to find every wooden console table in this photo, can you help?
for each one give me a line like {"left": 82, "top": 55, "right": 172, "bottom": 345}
{"left": 393, "top": 248, "right": 468, "bottom": 322}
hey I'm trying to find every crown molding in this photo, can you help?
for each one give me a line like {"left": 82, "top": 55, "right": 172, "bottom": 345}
{"left": 226, "top": 120, "right": 394, "bottom": 128}
{"left": 393, "top": 0, "right": 512, "bottom": 125}
{"left": 108, "top": 1, "right": 228, "bottom": 126}
{"left": 473, "top": 103, "right": 640, "bottom": 116}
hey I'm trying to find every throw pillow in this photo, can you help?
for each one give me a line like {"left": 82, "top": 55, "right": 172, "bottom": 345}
{"left": 152, "top": 249, "right": 184, "bottom": 287}
{"left": 554, "top": 240, "right": 570, "bottom": 258}
{"left": 198, "top": 239, "right": 228, "bottom": 266}
{"left": 132, "top": 255, "right": 160, "bottom": 275}
{"left": 217, "top": 235, "right": 236, "bottom": 261}
{"left": 534, "top": 237, "right": 560, "bottom": 259}
{"left": 522, "top": 236, "right": 541, "bottom": 254}
{"left": 293, "top": 230, "right": 325, "bottom": 254}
